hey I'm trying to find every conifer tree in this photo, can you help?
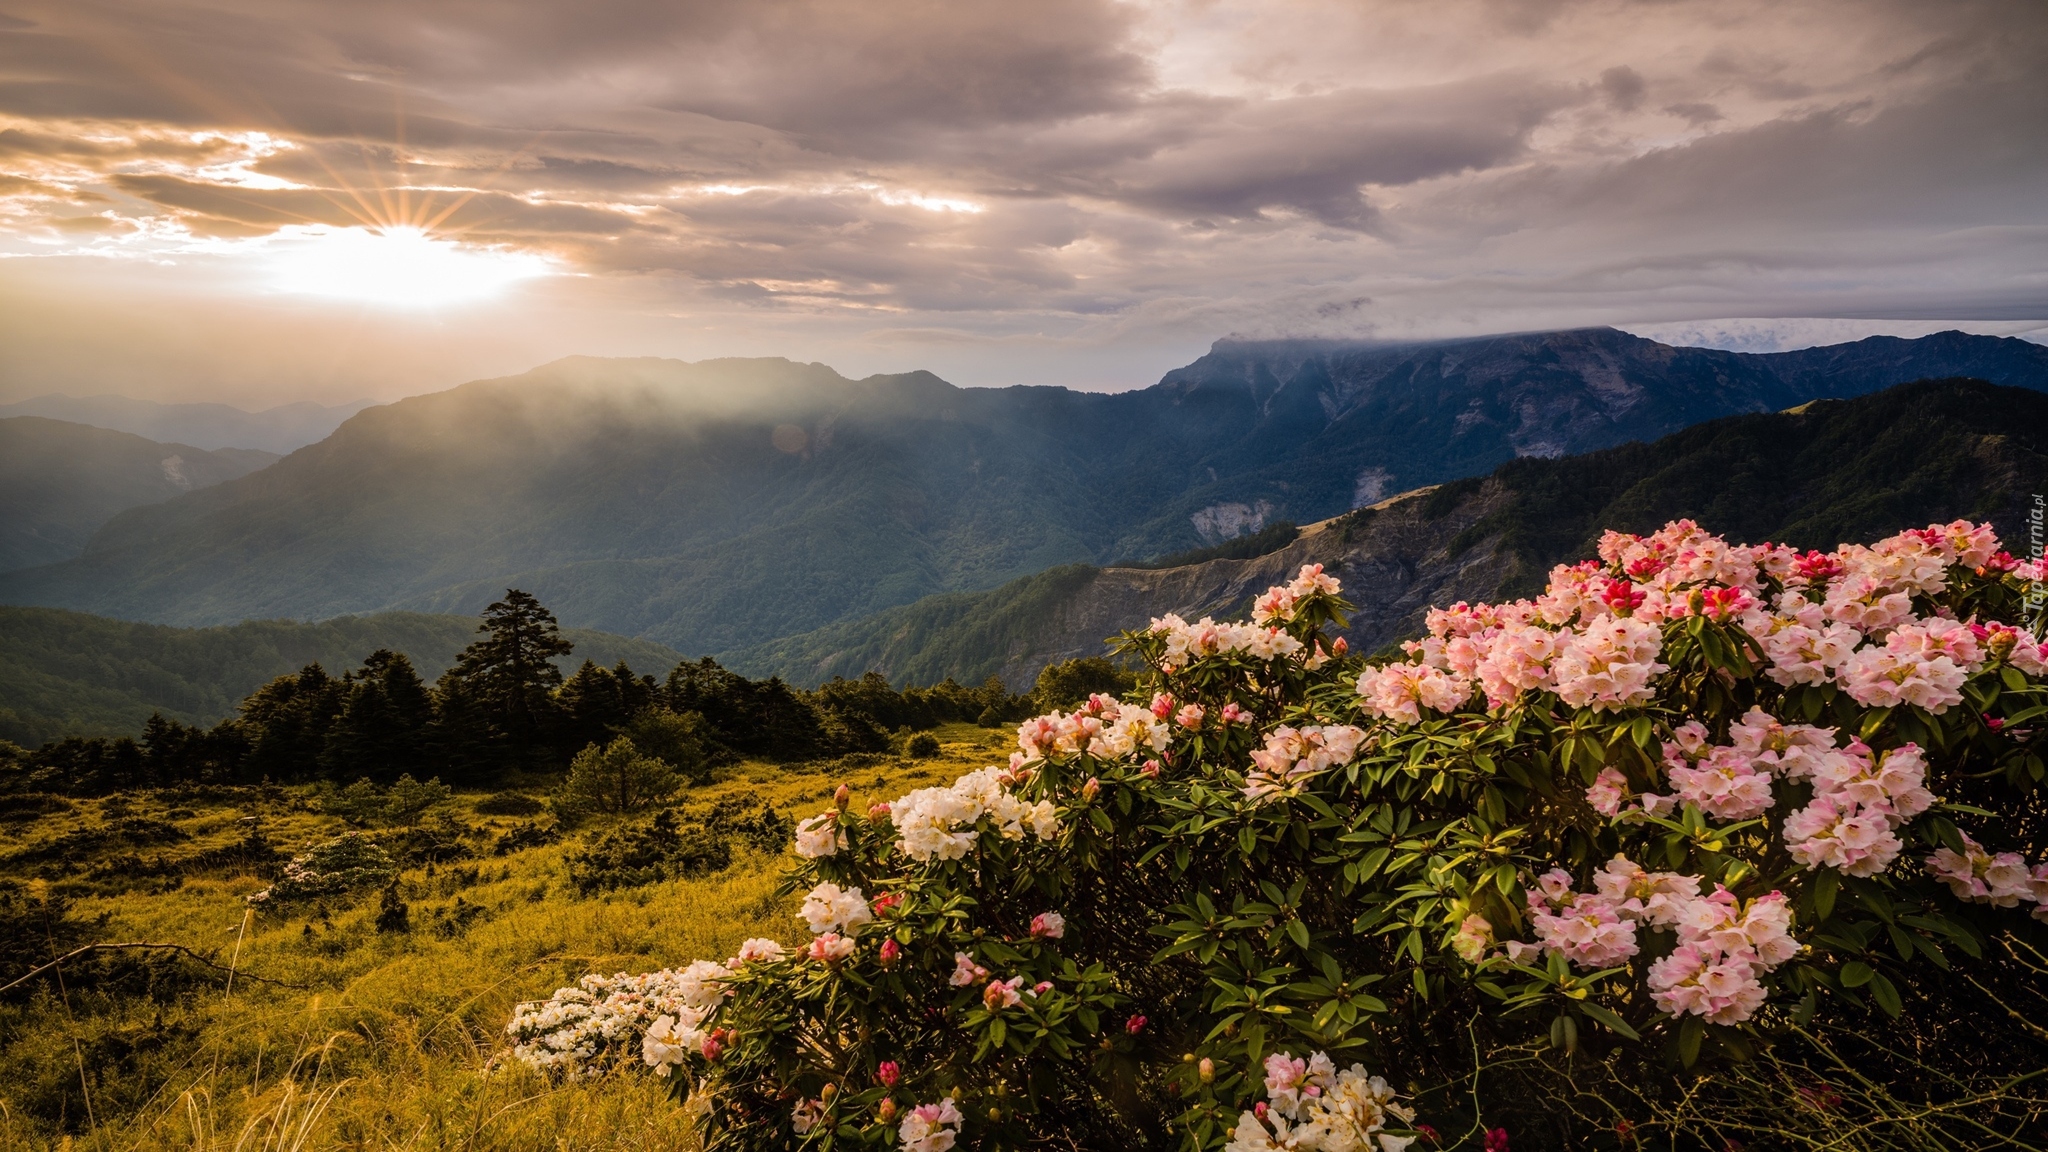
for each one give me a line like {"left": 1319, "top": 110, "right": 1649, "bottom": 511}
{"left": 442, "top": 590, "right": 573, "bottom": 768}
{"left": 320, "top": 650, "right": 435, "bottom": 782}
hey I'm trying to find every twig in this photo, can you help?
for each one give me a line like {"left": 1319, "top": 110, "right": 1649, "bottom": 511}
{"left": 0, "top": 942, "right": 310, "bottom": 996}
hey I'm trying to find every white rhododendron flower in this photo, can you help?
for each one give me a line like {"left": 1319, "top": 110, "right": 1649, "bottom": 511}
{"left": 799, "top": 881, "right": 873, "bottom": 935}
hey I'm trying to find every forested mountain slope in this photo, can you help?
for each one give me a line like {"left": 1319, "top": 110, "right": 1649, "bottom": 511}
{"left": 3, "top": 330, "right": 2043, "bottom": 653}
{"left": 0, "top": 417, "right": 278, "bottom": 572}
{"left": 729, "top": 378, "right": 2048, "bottom": 687}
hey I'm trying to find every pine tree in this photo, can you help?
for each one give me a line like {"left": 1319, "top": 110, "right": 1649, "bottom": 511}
{"left": 235, "top": 664, "right": 344, "bottom": 781}
{"left": 320, "top": 650, "right": 435, "bottom": 783}
{"left": 442, "top": 590, "right": 573, "bottom": 769}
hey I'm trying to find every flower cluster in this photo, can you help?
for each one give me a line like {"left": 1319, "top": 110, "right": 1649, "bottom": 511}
{"left": 1253, "top": 563, "right": 1342, "bottom": 625}
{"left": 1149, "top": 614, "right": 1306, "bottom": 671}
{"left": 899, "top": 1097, "right": 963, "bottom": 1152}
{"left": 1927, "top": 834, "right": 2048, "bottom": 921}
{"left": 1226, "top": 1051, "right": 1417, "bottom": 1152}
{"left": 1516, "top": 856, "right": 1798, "bottom": 1024}
{"left": 1380, "top": 518, "right": 2028, "bottom": 722}
{"left": 889, "top": 765, "right": 1059, "bottom": 862}
{"left": 1017, "top": 694, "right": 1171, "bottom": 762}
{"left": 508, "top": 964, "right": 731, "bottom": 1077}
{"left": 1244, "top": 724, "right": 1366, "bottom": 802}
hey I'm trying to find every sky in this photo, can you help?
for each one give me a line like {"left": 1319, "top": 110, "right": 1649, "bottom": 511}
{"left": 0, "top": 0, "right": 2044, "bottom": 407}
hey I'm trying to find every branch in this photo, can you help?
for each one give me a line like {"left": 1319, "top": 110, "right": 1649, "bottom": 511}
{"left": 0, "top": 941, "right": 310, "bottom": 995}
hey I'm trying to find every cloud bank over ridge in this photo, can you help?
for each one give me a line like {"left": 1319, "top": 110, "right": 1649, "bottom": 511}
{"left": 0, "top": 0, "right": 2043, "bottom": 402}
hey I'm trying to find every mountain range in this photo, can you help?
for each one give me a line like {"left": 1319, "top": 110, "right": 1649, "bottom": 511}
{"left": 728, "top": 378, "right": 2048, "bottom": 688}
{"left": 2, "top": 328, "right": 2044, "bottom": 660}
{"left": 0, "top": 418, "right": 278, "bottom": 573}
{"left": 0, "top": 393, "right": 376, "bottom": 454}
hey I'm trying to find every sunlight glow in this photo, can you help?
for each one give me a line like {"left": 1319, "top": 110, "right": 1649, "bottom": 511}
{"left": 264, "top": 225, "right": 551, "bottom": 307}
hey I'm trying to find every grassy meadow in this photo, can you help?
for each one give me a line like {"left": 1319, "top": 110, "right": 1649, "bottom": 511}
{"left": 0, "top": 724, "right": 1014, "bottom": 1151}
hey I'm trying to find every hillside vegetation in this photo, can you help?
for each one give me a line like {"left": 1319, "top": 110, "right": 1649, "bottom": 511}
{"left": 0, "top": 607, "right": 683, "bottom": 746}
{"left": 0, "top": 732, "right": 1006, "bottom": 1150}
{"left": 4, "top": 330, "right": 2042, "bottom": 654}
{"left": 731, "top": 377, "right": 2048, "bottom": 686}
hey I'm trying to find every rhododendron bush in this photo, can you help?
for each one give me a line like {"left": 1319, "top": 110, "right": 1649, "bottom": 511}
{"left": 507, "top": 519, "right": 2048, "bottom": 1149}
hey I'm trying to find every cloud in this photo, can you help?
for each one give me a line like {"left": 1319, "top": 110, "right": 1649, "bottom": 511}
{"left": 0, "top": 0, "right": 2042, "bottom": 403}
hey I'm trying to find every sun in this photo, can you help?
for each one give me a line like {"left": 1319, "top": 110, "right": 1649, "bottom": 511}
{"left": 263, "top": 224, "right": 551, "bottom": 308}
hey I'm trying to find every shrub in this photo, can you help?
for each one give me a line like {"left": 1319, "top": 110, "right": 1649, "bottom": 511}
{"left": 509, "top": 521, "right": 2048, "bottom": 1150}
{"left": 382, "top": 773, "right": 450, "bottom": 827}
{"left": 905, "top": 732, "right": 941, "bottom": 759}
{"left": 475, "top": 791, "right": 547, "bottom": 816}
{"left": 553, "top": 736, "right": 683, "bottom": 824}
{"left": 249, "top": 831, "right": 396, "bottom": 905}
{"left": 565, "top": 810, "right": 733, "bottom": 894}
{"left": 623, "top": 708, "right": 714, "bottom": 785}
{"left": 491, "top": 821, "right": 562, "bottom": 856}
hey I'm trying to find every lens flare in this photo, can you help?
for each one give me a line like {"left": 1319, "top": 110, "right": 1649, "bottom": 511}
{"left": 264, "top": 225, "right": 550, "bottom": 307}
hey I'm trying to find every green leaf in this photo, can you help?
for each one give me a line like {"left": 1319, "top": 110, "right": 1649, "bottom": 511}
{"left": 1839, "top": 961, "right": 1874, "bottom": 988}
{"left": 1812, "top": 869, "right": 1839, "bottom": 922}
{"left": 1868, "top": 972, "right": 1903, "bottom": 1018}
{"left": 1576, "top": 1001, "right": 1639, "bottom": 1041}
{"left": 1286, "top": 918, "right": 1310, "bottom": 950}
{"left": 1678, "top": 1016, "right": 1704, "bottom": 1067}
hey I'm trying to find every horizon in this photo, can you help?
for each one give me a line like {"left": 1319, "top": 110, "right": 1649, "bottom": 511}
{"left": 5, "top": 322, "right": 2046, "bottom": 414}
{"left": 1, "top": 0, "right": 2045, "bottom": 408}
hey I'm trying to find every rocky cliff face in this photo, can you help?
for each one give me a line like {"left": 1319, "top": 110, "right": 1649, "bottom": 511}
{"left": 991, "top": 487, "right": 1518, "bottom": 686}
{"left": 731, "top": 377, "right": 2048, "bottom": 690}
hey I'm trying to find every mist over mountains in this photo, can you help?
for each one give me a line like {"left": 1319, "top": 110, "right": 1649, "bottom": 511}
{"left": 0, "top": 393, "right": 375, "bottom": 454}
{"left": 2, "top": 327, "right": 2044, "bottom": 659}
{"left": 0, "top": 418, "right": 278, "bottom": 573}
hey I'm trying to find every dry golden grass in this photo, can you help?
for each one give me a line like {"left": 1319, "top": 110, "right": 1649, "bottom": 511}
{"left": 0, "top": 725, "right": 1012, "bottom": 1150}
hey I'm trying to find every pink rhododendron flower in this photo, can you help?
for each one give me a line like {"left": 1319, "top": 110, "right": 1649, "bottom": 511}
{"left": 1030, "top": 911, "right": 1066, "bottom": 940}
{"left": 1810, "top": 742, "right": 1933, "bottom": 821}
{"left": 898, "top": 1097, "right": 962, "bottom": 1152}
{"left": 1783, "top": 794, "right": 1901, "bottom": 877}
{"left": 1452, "top": 913, "right": 1494, "bottom": 963}
{"left": 1647, "top": 945, "right": 1767, "bottom": 1024}
{"left": 1356, "top": 662, "right": 1471, "bottom": 724}
{"left": 1585, "top": 766, "right": 1629, "bottom": 818}
{"left": 807, "top": 933, "right": 856, "bottom": 963}
{"left": 1838, "top": 644, "right": 1967, "bottom": 712}
{"left": 793, "top": 1097, "right": 828, "bottom": 1135}
{"left": 948, "top": 952, "right": 987, "bottom": 987}
{"left": 1245, "top": 724, "right": 1366, "bottom": 801}
{"left": 983, "top": 976, "right": 1023, "bottom": 1010}
{"left": 1667, "top": 746, "right": 1775, "bottom": 820}
{"left": 1550, "top": 616, "right": 1667, "bottom": 712}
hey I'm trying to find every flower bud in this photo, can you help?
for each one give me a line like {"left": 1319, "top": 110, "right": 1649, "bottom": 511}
{"left": 877, "top": 1099, "right": 897, "bottom": 1123}
{"left": 878, "top": 938, "right": 901, "bottom": 967}
{"left": 1124, "top": 1014, "right": 1147, "bottom": 1035}
{"left": 1081, "top": 777, "right": 1100, "bottom": 803}
{"left": 988, "top": 1106, "right": 1003, "bottom": 1121}
{"left": 819, "top": 1083, "right": 836, "bottom": 1102}
{"left": 1990, "top": 628, "right": 2019, "bottom": 661}
{"left": 876, "top": 1060, "right": 900, "bottom": 1087}
{"left": 1141, "top": 759, "right": 1161, "bottom": 779}
{"left": 834, "top": 784, "right": 851, "bottom": 811}
{"left": 1198, "top": 1057, "right": 1214, "bottom": 1083}
{"left": 868, "top": 801, "right": 892, "bottom": 822}
{"left": 1182, "top": 1052, "right": 1196, "bottom": 1064}
{"left": 1332, "top": 637, "right": 1348, "bottom": 657}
